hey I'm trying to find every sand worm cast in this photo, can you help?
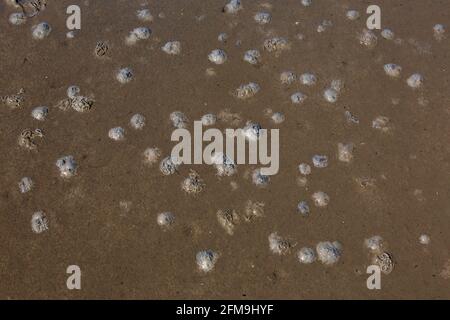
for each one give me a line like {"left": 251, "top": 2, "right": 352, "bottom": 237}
{"left": 243, "top": 49, "right": 261, "bottom": 65}
{"left": 143, "top": 147, "right": 161, "bottom": 165}
{"left": 208, "top": 49, "right": 227, "bottom": 64}
{"left": 108, "top": 127, "right": 125, "bottom": 141}
{"left": 312, "top": 191, "right": 330, "bottom": 207}
{"left": 298, "top": 247, "right": 316, "bottom": 264}
{"left": 136, "top": 9, "right": 153, "bottom": 22}
{"left": 157, "top": 212, "right": 175, "bottom": 228}
{"left": 268, "top": 232, "right": 292, "bottom": 255}
{"left": 223, "top": 0, "right": 242, "bottom": 14}
{"left": 235, "top": 82, "right": 260, "bottom": 99}
{"left": 9, "top": 12, "right": 27, "bottom": 25}
{"left": 116, "top": 68, "right": 134, "bottom": 84}
{"left": 1, "top": 88, "right": 25, "bottom": 109}
{"left": 18, "top": 128, "right": 43, "bottom": 150}
{"left": 31, "top": 22, "right": 51, "bottom": 40}
{"left": 159, "top": 156, "right": 180, "bottom": 175}
{"left": 19, "top": 177, "right": 33, "bottom": 193}
{"left": 181, "top": 170, "right": 205, "bottom": 194}
{"left": 130, "top": 114, "right": 146, "bottom": 130}
{"left": 217, "top": 209, "right": 240, "bottom": 235}
{"left": 94, "top": 41, "right": 110, "bottom": 57}
{"left": 31, "top": 106, "right": 48, "bottom": 121}
{"left": 162, "top": 41, "right": 181, "bottom": 55}
{"left": 254, "top": 12, "right": 271, "bottom": 24}
{"left": 316, "top": 241, "right": 342, "bottom": 265}
{"left": 31, "top": 210, "right": 48, "bottom": 234}
{"left": 17, "top": 0, "right": 47, "bottom": 18}
{"left": 56, "top": 155, "right": 77, "bottom": 178}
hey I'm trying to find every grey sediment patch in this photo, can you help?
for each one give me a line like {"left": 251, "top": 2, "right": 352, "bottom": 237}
{"left": 406, "top": 73, "right": 424, "bottom": 89}
{"left": 243, "top": 200, "right": 264, "bottom": 222}
{"left": 291, "top": 92, "right": 307, "bottom": 105}
{"left": 344, "top": 110, "right": 359, "bottom": 124}
{"left": 143, "top": 147, "right": 161, "bottom": 165}
{"left": 108, "top": 127, "right": 125, "bottom": 141}
{"left": 298, "top": 163, "right": 311, "bottom": 175}
{"left": 280, "top": 71, "right": 296, "bottom": 85}
{"left": 301, "top": 0, "right": 312, "bottom": 7}
{"left": 373, "top": 252, "right": 395, "bottom": 274}
{"left": 235, "top": 82, "right": 260, "bottom": 99}
{"left": 216, "top": 209, "right": 240, "bottom": 235}
{"left": 200, "top": 113, "right": 217, "bottom": 126}
{"left": 1, "top": 88, "right": 25, "bottom": 109}
{"left": 116, "top": 68, "right": 134, "bottom": 84}
{"left": 312, "top": 191, "right": 330, "bottom": 207}
{"left": 312, "top": 155, "right": 328, "bottom": 168}
{"left": 297, "top": 201, "right": 310, "bottom": 216}
{"left": 381, "top": 29, "right": 395, "bottom": 40}
{"left": 161, "top": 41, "right": 181, "bottom": 55}
{"left": 372, "top": 116, "right": 392, "bottom": 133}
{"left": 317, "top": 20, "right": 332, "bottom": 33}
{"left": 94, "top": 41, "right": 110, "bottom": 58}
{"left": 337, "top": 143, "right": 354, "bottom": 163}
{"left": 254, "top": 12, "right": 271, "bottom": 25}
{"left": 17, "top": 0, "right": 47, "bottom": 18}
{"left": 159, "top": 156, "right": 180, "bottom": 175}
{"left": 130, "top": 114, "right": 146, "bottom": 130}
{"left": 364, "top": 235, "right": 384, "bottom": 253}
{"left": 323, "top": 88, "right": 339, "bottom": 103}
{"left": 126, "top": 27, "right": 152, "bottom": 45}
{"left": 31, "top": 22, "right": 51, "bottom": 40}
{"left": 56, "top": 155, "right": 77, "bottom": 178}
{"left": 67, "top": 86, "right": 80, "bottom": 99}
{"left": 196, "top": 250, "right": 218, "bottom": 272}
{"left": 346, "top": 10, "right": 360, "bottom": 21}
{"left": 358, "top": 29, "right": 377, "bottom": 49}
{"left": 299, "top": 73, "right": 317, "bottom": 86}
{"left": 419, "top": 234, "right": 430, "bottom": 245}
{"left": 211, "top": 152, "right": 237, "bottom": 177}
{"left": 243, "top": 50, "right": 261, "bottom": 65}
{"left": 263, "top": 37, "right": 289, "bottom": 52}
{"left": 9, "top": 12, "right": 27, "bottom": 25}
{"left": 56, "top": 95, "right": 94, "bottom": 112}
{"left": 268, "top": 232, "right": 292, "bottom": 255}
{"left": 19, "top": 177, "right": 33, "bottom": 193}
{"left": 18, "top": 128, "right": 43, "bottom": 150}
{"left": 270, "top": 112, "right": 285, "bottom": 124}
{"left": 384, "top": 63, "right": 402, "bottom": 78}
{"left": 170, "top": 111, "right": 188, "bottom": 128}
{"left": 218, "top": 33, "right": 228, "bottom": 42}
{"left": 208, "top": 49, "right": 227, "bottom": 64}
{"left": 223, "top": 0, "right": 242, "bottom": 14}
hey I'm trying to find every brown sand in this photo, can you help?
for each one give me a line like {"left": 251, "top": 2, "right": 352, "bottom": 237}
{"left": 0, "top": 0, "right": 449, "bottom": 299}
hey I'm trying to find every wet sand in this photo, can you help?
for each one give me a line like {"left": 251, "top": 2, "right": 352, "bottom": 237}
{"left": 0, "top": 0, "right": 449, "bottom": 299}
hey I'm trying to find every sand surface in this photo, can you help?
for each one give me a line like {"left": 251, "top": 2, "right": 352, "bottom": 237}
{"left": 0, "top": 0, "right": 449, "bottom": 299}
